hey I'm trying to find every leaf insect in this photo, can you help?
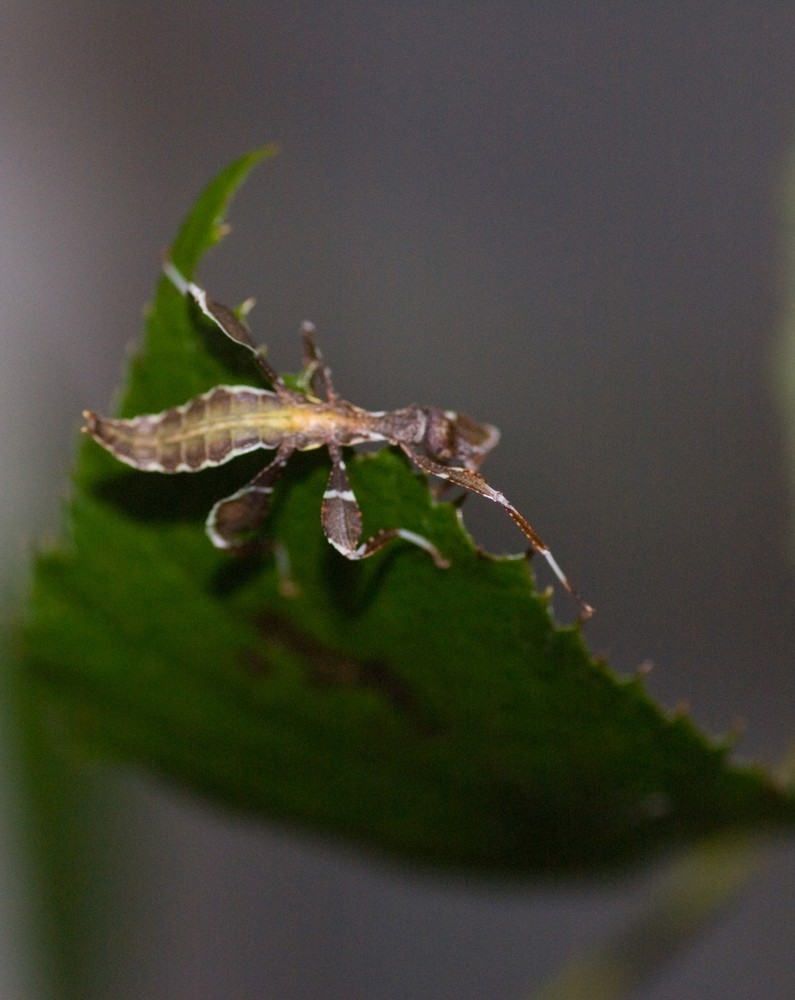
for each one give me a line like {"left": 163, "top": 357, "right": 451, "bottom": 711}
{"left": 83, "top": 263, "right": 593, "bottom": 619}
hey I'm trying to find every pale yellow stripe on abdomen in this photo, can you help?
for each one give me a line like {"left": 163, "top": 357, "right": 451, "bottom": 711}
{"left": 88, "top": 386, "right": 299, "bottom": 472}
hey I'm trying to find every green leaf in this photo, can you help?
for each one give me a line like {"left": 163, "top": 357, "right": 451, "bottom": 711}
{"left": 22, "top": 150, "right": 795, "bottom": 875}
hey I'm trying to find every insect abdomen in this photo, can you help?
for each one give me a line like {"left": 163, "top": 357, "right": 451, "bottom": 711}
{"left": 83, "top": 385, "right": 287, "bottom": 473}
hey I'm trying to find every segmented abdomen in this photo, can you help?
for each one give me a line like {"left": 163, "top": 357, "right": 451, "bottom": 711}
{"left": 83, "top": 385, "right": 289, "bottom": 472}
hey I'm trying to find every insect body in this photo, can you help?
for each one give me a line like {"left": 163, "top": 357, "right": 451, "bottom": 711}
{"left": 83, "top": 263, "right": 593, "bottom": 618}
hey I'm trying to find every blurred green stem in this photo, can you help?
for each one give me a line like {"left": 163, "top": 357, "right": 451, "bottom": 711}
{"left": 529, "top": 833, "right": 764, "bottom": 1000}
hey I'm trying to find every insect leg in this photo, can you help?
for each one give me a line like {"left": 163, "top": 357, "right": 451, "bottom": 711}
{"left": 206, "top": 443, "right": 294, "bottom": 551}
{"left": 163, "top": 259, "right": 301, "bottom": 401}
{"left": 322, "top": 445, "right": 448, "bottom": 568}
{"left": 300, "top": 321, "right": 338, "bottom": 402}
{"left": 400, "top": 444, "right": 593, "bottom": 618}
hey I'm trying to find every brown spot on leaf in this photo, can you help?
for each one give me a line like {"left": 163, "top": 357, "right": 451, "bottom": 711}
{"left": 251, "top": 610, "right": 435, "bottom": 731}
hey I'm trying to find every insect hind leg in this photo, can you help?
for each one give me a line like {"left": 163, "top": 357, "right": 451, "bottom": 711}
{"left": 163, "top": 259, "right": 300, "bottom": 400}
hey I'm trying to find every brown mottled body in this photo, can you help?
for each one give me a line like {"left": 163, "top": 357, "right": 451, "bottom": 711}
{"left": 83, "top": 262, "right": 592, "bottom": 618}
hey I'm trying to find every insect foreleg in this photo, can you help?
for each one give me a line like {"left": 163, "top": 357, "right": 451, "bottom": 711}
{"left": 401, "top": 443, "right": 593, "bottom": 618}
{"left": 206, "top": 443, "right": 294, "bottom": 551}
{"left": 322, "top": 445, "right": 448, "bottom": 568}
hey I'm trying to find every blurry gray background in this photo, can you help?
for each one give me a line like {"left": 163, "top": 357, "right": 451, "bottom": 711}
{"left": 3, "top": 4, "right": 795, "bottom": 998}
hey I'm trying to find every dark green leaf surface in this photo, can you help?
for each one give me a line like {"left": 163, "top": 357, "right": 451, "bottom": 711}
{"left": 23, "top": 151, "right": 795, "bottom": 874}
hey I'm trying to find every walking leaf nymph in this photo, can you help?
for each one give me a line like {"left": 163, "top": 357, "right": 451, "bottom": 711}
{"left": 83, "top": 263, "right": 593, "bottom": 618}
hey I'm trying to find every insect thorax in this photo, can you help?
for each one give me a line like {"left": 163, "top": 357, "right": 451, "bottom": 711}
{"left": 420, "top": 407, "right": 500, "bottom": 467}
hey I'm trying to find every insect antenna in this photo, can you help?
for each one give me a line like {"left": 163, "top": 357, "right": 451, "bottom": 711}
{"left": 506, "top": 505, "right": 594, "bottom": 620}
{"left": 400, "top": 443, "right": 594, "bottom": 619}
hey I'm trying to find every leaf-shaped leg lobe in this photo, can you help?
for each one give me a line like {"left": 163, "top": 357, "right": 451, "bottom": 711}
{"left": 206, "top": 444, "right": 294, "bottom": 551}
{"left": 322, "top": 446, "right": 448, "bottom": 568}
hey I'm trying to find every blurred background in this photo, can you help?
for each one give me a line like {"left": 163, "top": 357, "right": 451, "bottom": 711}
{"left": 3, "top": 4, "right": 795, "bottom": 998}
